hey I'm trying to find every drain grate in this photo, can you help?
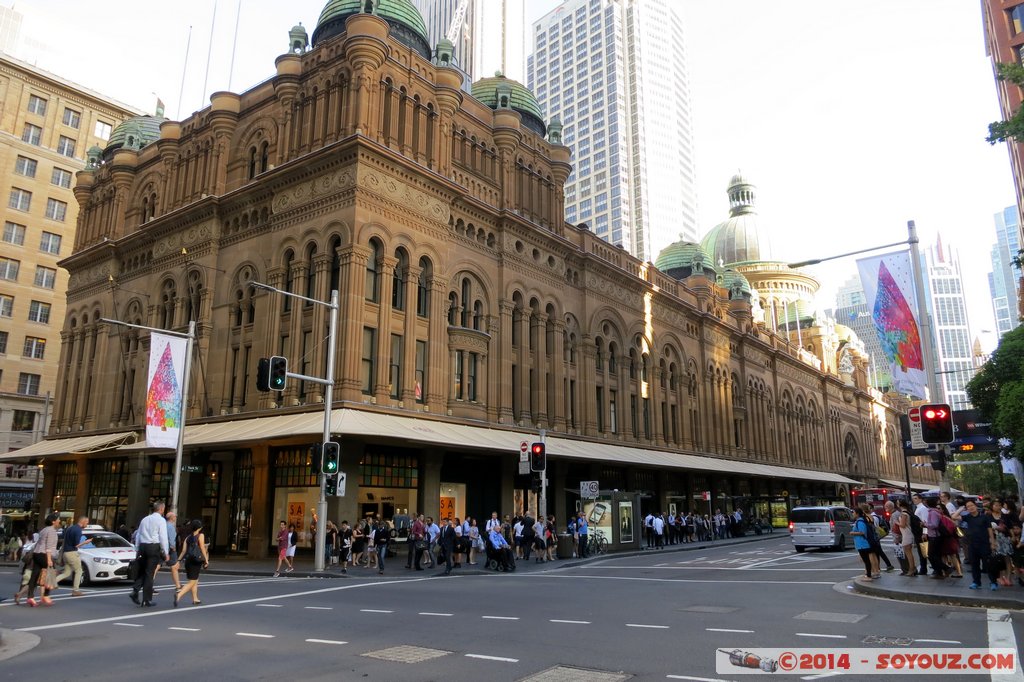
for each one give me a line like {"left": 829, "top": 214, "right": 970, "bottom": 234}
{"left": 862, "top": 635, "right": 913, "bottom": 647}
{"left": 362, "top": 645, "right": 451, "bottom": 663}
{"left": 680, "top": 605, "right": 740, "bottom": 613}
{"left": 518, "top": 666, "right": 632, "bottom": 682}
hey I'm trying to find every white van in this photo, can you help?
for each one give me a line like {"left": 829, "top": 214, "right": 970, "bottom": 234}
{"left": 788, "top": 506, "right": 853, "bottom": 553}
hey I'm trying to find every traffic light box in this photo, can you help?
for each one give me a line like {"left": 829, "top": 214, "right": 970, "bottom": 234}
{"left": 920, "top": 403, "right": 954, "bottom": 444}
{"left": 530, "top": 442, "right": 546, "bottom": 472}
{"left": 321, "top": 441, "right": 340, "bottom": 475}
{"left": 256, "top": 356, "right": 288, "bottom": 392}
{"left": 325, "top": 474, "right": 338, "bottom": 496}
{"left": 308, "top": 443, "right": 322, "bottom": 475}
{"left": 531, "top": 473, "right": 542, "bottom": 493}
{"left": 929, "top": 448, "right": 947, "bottom": 473}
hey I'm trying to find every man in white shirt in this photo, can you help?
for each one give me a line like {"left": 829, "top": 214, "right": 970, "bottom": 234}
{"left": 644, "top": 513, "right": 655, "bottom": 548}
{"left": 911, "top": 493, "right": 930, "bottom": 575}
{"left": 131, "top": 501, "right": 169, "bottom": 607}
{"left": 485, "top": 512, "right": 501, "bottom": 534}
{"left": 652, "top": 513, "right": 665, "bottom": 549}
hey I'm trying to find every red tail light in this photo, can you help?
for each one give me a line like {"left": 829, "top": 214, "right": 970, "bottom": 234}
{"left": 829, "top": 520, "right": 835, "bottom": 531}
{"left": 788, "top": 522, "right": 794, "bottom": 532}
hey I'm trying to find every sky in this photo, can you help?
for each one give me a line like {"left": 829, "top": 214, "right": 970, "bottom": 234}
{"left": 6, "top": 0, "right": 1015, "bottom": 351}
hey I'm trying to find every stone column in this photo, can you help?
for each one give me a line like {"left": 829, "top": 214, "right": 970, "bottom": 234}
{"left": 533, "top": 313, "right": 548, "bottom": 426}
{"left": 248, "top": 443, "right": 271, "bottom": 559}
{"left": 426, "top": 278, "right": 449, "bottom": 412}
{"left": 498, "top": 300, "right": 515, "bottom": 423}
{"left": 551, "top": 320, "right": 566, "bottom": 430}
{"left": 619, "top": 355, "right": 634, "bottom": 440}
{"left": 338, "top": 247, "right": 369, "bottom": 401}
{"left": 517, "top": 309, "right": 532, "bottom": 423}
{"left": 374, "top": 257, "right": 397, "bottom": 403}
{"left": 310, "top": 254, "right": 333, "bottom": 404}
{"left": 74, "top": 455, "right": 90, "bottom": 520}
{"left": 581, "top": 335, "right": 598, "bottom": 435}
{"left": 401, "top": 265, "right": 421, "bottom": 405}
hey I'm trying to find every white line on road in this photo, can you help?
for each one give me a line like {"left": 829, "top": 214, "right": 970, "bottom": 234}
{"left": 304, "top": 606, "right": 333, "bottom": 610}
{"left": 419, "top": 612, "right": 453, "bottom": 617}
{"left": 801, "top": 673, "right": 845, "bottom": 680}
{"left": 795, "top": 633, "right": 847, "bottom": 639}
{"left": 987, "top": 608, "right": 1024, "bottom": 682}
{"left": 114, "top": 622, "right": 143, "bottom": 627}
{"left": 256, "top": 603, "right": 283, "bottom": 608}
{"left": 466, "top": 654, "right": 518, "bottom": 662}
{"left": 627, "top": 623, "right": 670, "bottom": 629}
{"left": 482, "top": 616, "right": 520, "bottom": 620}
{"left": 168, "top": 627, "right": 201, "bottom": 632}
{"left": 914, "top": 638, "right": 961, "bottom": 644}
{"left": 705, "top": 628, "right": 754, "bottom": 633}
{"left": 306, "top": 638, "right": 347, "bottom": 645}
{"left": 236, "top": 632, "right": 275, "bottom": 638}
{"left": 666, "top": 675, "right": 732, "bottom": 682}
{"left": 360, "top": 609, "right": 394, "bottom": 613}
{"left": 550, "top": 619, "right": 591, "bottom": 624}
{"left": 527, "top": 574, "right": 834, "bottom": 586}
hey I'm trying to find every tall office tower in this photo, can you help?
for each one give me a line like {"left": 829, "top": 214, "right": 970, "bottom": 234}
{"left": 922, "top": 238, "right": 974, "bottom": 410}
{"left": 982, "top": 1, "right": 1024, "bottom": 316}
{"left": 528, "top": 0, "right": 697, "bottom": 261}
{"left": 414, "top": 0, "right": 527, "bottom": 82}
{"left": 989, "top": 205, "right": 1021, "bottom": 336}
{"left": 0, "top": 5, "right": 22, "bottom": 54}
{"left": 0, "top": 53, "right": 137, "bottom": 452}
{"left": 834, "top": 275, "right": 891, "bottom": 391}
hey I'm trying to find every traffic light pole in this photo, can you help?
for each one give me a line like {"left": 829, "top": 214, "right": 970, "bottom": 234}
{"left": 252, "top": 283, "right": 339, "bottom": 572}
{"left": 539, "top": 429, "right": 547, "bottom": 519}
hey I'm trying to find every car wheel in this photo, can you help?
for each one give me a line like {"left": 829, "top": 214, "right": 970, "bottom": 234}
{"left": 795, "top": 546, "right": 806, "bottom": 553}
{"left": 81, "top": 565, "right": 91, "bottom": 586}
{"left": 836, "top": 535, "right": 846, "bottom": 551}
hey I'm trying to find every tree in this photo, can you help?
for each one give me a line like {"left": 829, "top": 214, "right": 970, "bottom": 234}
{"left": 966, "top": 325, "right": 1024, "bottom": 460}
{"left": 987, "top": 62, "right": 1024, "bottom": 145}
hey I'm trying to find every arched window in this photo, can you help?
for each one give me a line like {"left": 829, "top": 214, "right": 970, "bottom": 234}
{"left": 234, "top": 290, "right": 244, "bottom": 327}
{"left": 248, "top": 147, "right": 257, "bottom": 180}
{"left": 609, "top": 342, "right": 618, "bottom": 373}
{"left": 392, "top": 248, "right": 407, "bottom": 310}
{"left": 185, "top": 270, "right": 202, "bottom": 322}
{"left": 595, "top": 337, "right": 604, "bottom": 370}
{"left": 259, "top": 141, "right": 270, "bottom": 173}
{"left": 629, "top": 349, "right": 638, "bottom": 380}
{"left": 329, "top": 237, "right": 341, "bottom": 294}
{"left": 416, "top": 257, "right": 431, "bottom": 317}
{"left": 460, "top": 279, "right": 471, "bottom": 327}
{"left": 448, "top": 292, "right": 458, "bottom": 326}
{"left": 365, "top": 239, "right": 381, "bottom": 303}
{"left": 160, "top": 279, "right": 176, "bottom": 329}
{"left": 473, "top": 300, "right": 483, "bottom": 330}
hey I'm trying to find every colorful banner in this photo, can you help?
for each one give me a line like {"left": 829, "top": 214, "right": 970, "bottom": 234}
{"left": 146, "top": 332, "right": 187, "bottom": 448}
{"left": 856, "top": 251, "right": 927, "bottom": 398}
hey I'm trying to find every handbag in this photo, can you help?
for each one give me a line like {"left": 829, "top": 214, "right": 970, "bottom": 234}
{"left": 414, "top": 539, "right": 428, "bottom": 551}
{"left": 44, "top": 566, "right": 59, "bottom": 590}
{"left": 185, "top": 535, "right": 204, "bottom": 563}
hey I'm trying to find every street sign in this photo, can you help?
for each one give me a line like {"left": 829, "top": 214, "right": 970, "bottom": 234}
{"left": 518, "top": 452, "right": 530, "bottom": 475}
{"left": 907, "top": 407, "right": 926, "bottom": 450}
{"left": 581, "top": 480, "right": 599, "bottom": 499}
{"left": 701, "top": 490, "right": 711, "bottom": 501}
{"left": 337, "top": 472, "right": 347, "bottom": 497}
{"left": 181, "top": 464, "right": 203, "bottom": 473}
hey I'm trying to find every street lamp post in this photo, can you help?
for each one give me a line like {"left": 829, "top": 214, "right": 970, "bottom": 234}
{"left": 99, "top": 318, "right": 196, "bottom": 513}
{"left": 251, "top": 282, "right": 339, "bottom": 573}
{"left": 788, "top": 220, "right": 949, "bottom": 494}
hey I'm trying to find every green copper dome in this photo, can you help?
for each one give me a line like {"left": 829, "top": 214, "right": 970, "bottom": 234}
{"left": 718, "top": 269, "right": 753, "bottom": 300}
{"left": 471, "top": 73, "right": 546, "bottom": 137}
{"left": 654, "top": 240, "right": 715, "bottom": 278}
{"left": 311, "top": 0, "right": 430, "bottom": 58}
{"left": 700, "top": 173, "right": 772, "bottom": 268}
{"left": 104, "top": 115, "right": 167, "bottom": 157}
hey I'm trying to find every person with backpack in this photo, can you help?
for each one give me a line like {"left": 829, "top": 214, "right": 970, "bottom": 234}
{"left": 851, "top": 506, "right": 879, "bottom": 580}
{"left": 938, "top": 506, "right": 963, "bottom": 578}
{"left": 910, "top": 493, "right": 930, "bottom": 575}
{"left": 174, "top": 519, "right": 209, "bottom": 607}
{"left": 924, "top": 497, "right": 950, "bottom": 579}
{"left": 866, "top": 507, "right": 895, "bottom": 572}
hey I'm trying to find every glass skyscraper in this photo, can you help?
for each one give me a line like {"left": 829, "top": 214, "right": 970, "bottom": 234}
{"left": 989, "top": 205, "right": 1021, "bottom": 337}
{"left": 922, "top": 239, "right": 973, "bottom": 410}
{"left": 528, "top": 0, "right": 697, "bottom": 262}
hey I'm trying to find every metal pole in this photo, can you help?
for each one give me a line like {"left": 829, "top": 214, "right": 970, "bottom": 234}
{"left": 170, "top": 320, "right": 196, "bottom": 514}
{"left": 907, "top": 220, "right": 949, "bottom": 493}
{"left": 539, "top": 429, "right": 547, "bottom": 520}
{"left": 314, "top": 290, "right": 339, "bottom": 572}
{"left": 32, "top": 461, "right": 42, "bottom": 529}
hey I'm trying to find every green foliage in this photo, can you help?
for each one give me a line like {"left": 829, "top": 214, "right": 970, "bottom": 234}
{"left": 966, "top": 325, "right": 1024, "bottom": 459}
{"left": 987, "top": 63, "right": 1024, "bottom": 145}
{"left": 950, "top": 460, "right": 1016, "bottom": 498}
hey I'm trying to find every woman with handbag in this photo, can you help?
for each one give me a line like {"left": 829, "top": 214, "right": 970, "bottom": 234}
{"left": 26, "top": 514, "right": 60, "bottom": 607}
{"left": 174, "top": 519, "right": 209, "bottom": 607}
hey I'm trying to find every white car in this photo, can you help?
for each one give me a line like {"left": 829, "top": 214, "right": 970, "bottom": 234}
{"left": 60, "top": 530, "right": 137, "bottom": 584}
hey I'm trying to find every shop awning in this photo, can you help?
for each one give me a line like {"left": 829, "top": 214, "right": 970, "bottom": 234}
{"left": 0, "top": 432, "right": 137, "bottom": 460}
{"left": 878, "top": 478, "right": 931, "bottom": 491}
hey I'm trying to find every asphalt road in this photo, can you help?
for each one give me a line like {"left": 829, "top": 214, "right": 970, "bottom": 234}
{"left": 2, "top": 536, "right": 1022, "bottom": 681}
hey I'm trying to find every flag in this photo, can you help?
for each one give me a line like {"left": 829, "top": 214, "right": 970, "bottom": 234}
{"left": 856, "top": 251, "right": 927, "bottom": 398}
{"left": 146, "top": 333, "right": 187, "bottom": 448}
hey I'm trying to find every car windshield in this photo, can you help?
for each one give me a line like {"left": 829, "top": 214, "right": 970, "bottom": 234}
{"left": 790, "top": 509, "right": 827, "bottom": 523}
{"left": 81, "top": 533, "right": 133, "bottom": 549}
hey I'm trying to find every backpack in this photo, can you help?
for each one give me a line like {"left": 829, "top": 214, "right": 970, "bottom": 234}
{"left": 938, "top": 514, "right": 956, "bottom": 538}
{"left": 909, "top": 511, "right": 923, "bottom": 541}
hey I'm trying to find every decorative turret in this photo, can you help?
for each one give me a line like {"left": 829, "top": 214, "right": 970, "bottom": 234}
{"left": 85, "top": 145, "right": 103, "bottom": 169}
{"left": 700, "top": 172, "right": 771, "bottom": 267}
{"left": 104, "top": 113, "right": 167, "bottom": 158}
{"left": 547, "top": 116, "right": 563, "bottom": 144}
{"left": 433, "top": 37, "right": 455, "bottom": 68}
{"left": 311, "top": 0, "right": 430, "bottom": 59}
{"left": 289, "top": 23, "right": 309, "bottom": 53}
{"left": 471, "top": 72, "right": 546, "bottom": 137}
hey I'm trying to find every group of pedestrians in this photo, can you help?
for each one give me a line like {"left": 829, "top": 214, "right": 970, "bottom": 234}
{"left": 639, "top": 509, "right": 746, "bottom": 548}
{"left": 853, "top": 491, "right": 1024, "bottom": 592}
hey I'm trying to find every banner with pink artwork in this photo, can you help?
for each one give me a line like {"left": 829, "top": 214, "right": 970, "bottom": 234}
{"left": 856, "top": 251, "right": 927, "bottom": 399}
{"left": 146, "top": 332, "right": 187, "bottom": 448}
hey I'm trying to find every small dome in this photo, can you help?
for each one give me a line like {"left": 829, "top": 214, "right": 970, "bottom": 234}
{"left": 312, "top": 0, "right": 430, "bottom": 58}
{"left": 654, "top": 239, "right": 715, "bottom": 280}
{"left": 104, "top": 115, "right": 167, "bottom": 156}
{"left": 719, "top": 269, "right": 752, "bottom": 300}
{"left": 471, "top": 73, "right": 546, "bottom": 136}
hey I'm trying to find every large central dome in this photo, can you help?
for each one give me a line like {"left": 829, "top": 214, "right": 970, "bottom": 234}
{"left": 699, "top": 173, "right": 772, "bottom": 267}
{"left": 312, "top": 0, "right": 430, "bottom": 58}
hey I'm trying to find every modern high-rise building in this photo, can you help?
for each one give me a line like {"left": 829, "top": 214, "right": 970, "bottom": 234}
{"left": 922, "top": 238, "right": 974, "bottom": 410}
{"left": 833, "top": 275, "right": 891, "bottom": 391}
{"left": 0, "top": 53, "right": 138, "bottom": 453}
{"left": 528, "top": 0, "right": 697, "bottom": 262}
{"left": 989, "top": 205, "right": 1021, "bottom": 337}
{"left": 982, "top": 1, "right": 1024, "bottom": 318}
{"left": 413, "top": 0, "right": 527, "bottom": 82}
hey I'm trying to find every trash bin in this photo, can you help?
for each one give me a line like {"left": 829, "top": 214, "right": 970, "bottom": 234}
{"left": 557, "top": 533, "right": 575, "bottom": 559}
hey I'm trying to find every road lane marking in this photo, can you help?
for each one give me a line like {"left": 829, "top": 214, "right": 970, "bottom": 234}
{"left": 666, "top": 675, "right": 731, "bottom": 681}
{"left": 550, "top": 619, "right": 591, "bottom": 624}
{"left": 168, "top": 627, "right": 201, "bottom": 632}
{"left": 914, "top": 638, "right": 961, "bottom": 644}
{"left": 705, "top": 628, "right": 754, "bottom": 633}
{"left": 986, "top": 608, "right": 1024, "bottom": 682}
{"left": 466, "top": 654, "right": 518, "bottom": 662}
{"left": 360, "top": 609, "right": 393, "bottom": 613}
{"left": 627, "top": 623, "right": 670, "bottom": 629}
{"left": 795, "top": 633, "right": 847, "bottom": 639}
{"left": 482, "top": 616, "right": 519, "bottom": 620}
{"left": 257, "top": 604, "right": 283, "bottom": 608}
{"left": 419, "top": 612, "right": 453, "bottom": 617}
{"left": 801, "top": 673, "right": 845, "bottom": 680}
{"left": 526, "top": 574, "right": 834, "bottom": 586}
{"left": 17, "top": 576, "right": 437, "bottom": 633}
{"left": 304, "top": 606, "right": 333, "bottom": 610}
{"left": 306, "top": 638, "right": 347, "bottom": 645}
{"left": 237, "top": 632, "right": 275, "bottom": 638}
{"left": 114, "top": 622, "right": 143, "bottom": 627}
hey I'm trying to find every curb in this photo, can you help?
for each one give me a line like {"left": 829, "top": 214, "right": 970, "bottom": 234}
{"left": 850, "top": 578, "right": 1024, "bottom": 610}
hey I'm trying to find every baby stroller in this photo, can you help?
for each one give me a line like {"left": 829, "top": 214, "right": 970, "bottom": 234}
{"left": 485, "top": 536, "right": 516, "bottom": 572}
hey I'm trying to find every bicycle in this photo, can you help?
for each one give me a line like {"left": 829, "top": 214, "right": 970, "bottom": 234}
{"left": 587, "top": 528, "right": 609, "bottom": 556}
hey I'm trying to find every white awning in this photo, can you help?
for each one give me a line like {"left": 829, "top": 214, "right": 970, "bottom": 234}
{"left": 878, "top": 478, "right": 931, "bottom": 491}
{"left": 0, "top": 432, "right": 137, "bottom": 460}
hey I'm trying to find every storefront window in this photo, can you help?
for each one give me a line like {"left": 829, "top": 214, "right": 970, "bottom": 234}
{"left": 272, "top": 446, "right": 320, "bottom": 549}
{"left": 230, "top": 452, "right": 253, "bottom": 553}
{"left": 358, "top": 451, "right": 420, "bottom": 531}
{"left": 87, "top": 459, "right": 130, "bottom": 532}
{"left": 150, "top": 460, "right": 173, "bottom": 504}
{"left": 51, "top": 461, "right": 78, "bottom": 518}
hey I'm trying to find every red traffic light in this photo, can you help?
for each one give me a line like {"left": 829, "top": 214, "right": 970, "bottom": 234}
{"left": 531, "top": 443, "right": 544, "bottom": 455}
{"left": 530, "top": 442, "right": 546, "bottom": 472}
{"left": 920, "top": 403, "right": 954, "bottom": 444}
{"left": 923, "top": 408, "right": 946, "bottom": 420}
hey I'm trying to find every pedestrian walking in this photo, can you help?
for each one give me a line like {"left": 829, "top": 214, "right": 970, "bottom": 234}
{"left": 154, "top": 510, "right": 181, "bottom": 592}
{"left": 337, "top": 520, "right": 353, "bottom": 573}
{"left": 373, "top": 517, "right": 390, "bottom": 575}
{"left": 911, "top": 493, "right": 930, "bottom": 575}
{"left": 325, "top": 521, "right": 338, "bottom": 567}
{"left": 55, "top": 515, "right": 89, "bottom": 597}
{"left": 864, "top": 506, "right": 894, "bottom": 572}
{"left": 273, "top": 521, "right": 290, "bottom": 577}
{"left": 130, "top": 501, "right": 170, "bottom": 608}
{"left": 924, "top": 497, "right": 950, "bottom": 579}
{"left": 26, "top": 514, "right": 60, "bottom": 607}
{"left": 407, "top": 514, "right": 426, "bottom": 570}
{"left": 285, "top": 523, "right": 298, "bottom": 571}
{"left": 439, "top": 517, "right": 456, "bottom": 575}
{"left": 468, "top": 518, "right": 481, "bottom": 565}
{"left": 425, "top": 517, "right": 439, "bottom": 568}
{"left": 938, "top": 506, "right": 963, "bottom": 578}
{"left": 351, "top": 518, "right": 367, "bottom": 568}
{"left": 963, "top": 500, "right": 1000, "bottom": 590}
{"left": 174, "top": 519, "right": 209, "bottom": 607}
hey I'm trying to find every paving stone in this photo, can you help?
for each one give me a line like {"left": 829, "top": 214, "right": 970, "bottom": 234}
{"left": 362, "top": 645, "right": 451, "bottom": 663}
{"left": 518, "top": 666, "right": 632, "bottom": 682}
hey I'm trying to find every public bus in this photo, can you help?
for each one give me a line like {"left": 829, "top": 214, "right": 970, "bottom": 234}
{"left": 850, "top": 487, "right": 908, "bottom": 521}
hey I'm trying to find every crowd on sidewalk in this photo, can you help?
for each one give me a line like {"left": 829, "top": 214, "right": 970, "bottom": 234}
{"left": 852, "top": 491, "right": 1024, "bottom": 592}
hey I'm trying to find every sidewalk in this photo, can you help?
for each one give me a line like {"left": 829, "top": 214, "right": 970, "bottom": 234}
{"left": 851, "top": 571, "right": 1024, "bottom": 610}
